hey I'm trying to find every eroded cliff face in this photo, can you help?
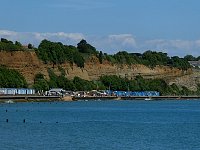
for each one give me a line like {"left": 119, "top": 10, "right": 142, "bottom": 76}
{"left": 0, "top": 51, "right": 194, "bottom": 88}
{"left": 0, "top": 51, "right": 49, "bottom": 85}
{"left": 84, "top": 56, "right": 191, "bottom": 81}
{"left": 168, "top": 69, "right": 200, "bottom": 91}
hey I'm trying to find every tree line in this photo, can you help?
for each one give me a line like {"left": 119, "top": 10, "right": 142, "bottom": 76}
{"left": 104, "top": 51, "right": 191, "bottom": 70}
{"left": 0, "top": 38, "right": 192, "bottom": 70}
{"left": 36, "top": 39, "right": 191, "bottom": 70}
{"left": 0, "top": 38, "right": 33, "bottom": 51}
{"left": 184, "top": 55, "right": 200, "bottom": 61}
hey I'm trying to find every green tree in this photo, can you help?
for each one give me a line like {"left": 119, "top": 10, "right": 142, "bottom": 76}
{"left": 57, "top": 75, "right": 76, "bottom": 90}
{"left": 37, "top": 39, "right": 85, "bottom": 68}
{"left": 47, "top": 68, "right": 58, "bottom": 88}
{"left": 77, "top": 39, "right": 97, "bottom": 54}
{"left": 33, "top": 73, "right": 49, "bottom": 92}
{"left": 169, "top": 56, "right": 191, "bottom": 70}
{"left": 28, "top": 43, "right": 33, "bottom": 49}
{"left": 0, "top": 66, "right": 27, "bottom": 88}
{"left": 0, "top": 38, "right": 22, "bottom": 51}
{"left": 73, "top": 51, "right": 85, "bottom": 68}
{"left": 100, "top": 75, "right": 127, "bottom": 91}
{"left": 73, "top": 76, "right": 95, "bottom": 91}
{"left": 99, "top": 51, "right": 103, "bottom": 64}
{"left": 184, "top": 55, "right": 196, "bottom": 61}
{"left": 15, "top": 41, "right": 22, "bottom": 47}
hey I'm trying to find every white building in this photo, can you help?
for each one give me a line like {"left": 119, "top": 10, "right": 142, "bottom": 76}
{"left": 189, "top": 61, "right": 200, "bottom": 68}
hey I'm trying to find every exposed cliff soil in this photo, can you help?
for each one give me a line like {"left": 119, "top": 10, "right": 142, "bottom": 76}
{"left": 169, "top": 69, "right": 200, "bottom": 91}
{"left": 0, "top": 51, "right": 194, "bottom": 89}
{"left": 84, "top": 56, "right": 192, "bottom": 80}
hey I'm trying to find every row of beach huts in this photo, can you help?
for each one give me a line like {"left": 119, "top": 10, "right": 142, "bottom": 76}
{"left": 0, "top": 88, "right": 160, "bottom": 97}
{"left": 0, "top": 88, "right": 35, "bottom": 95}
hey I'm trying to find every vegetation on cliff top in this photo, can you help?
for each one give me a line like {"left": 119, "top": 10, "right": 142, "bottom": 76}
{"left": 0, "top": 38, "right": 33, "bottom": 51}
{"left": 108, "top": 51, "right": 190, "bottom": 70}
{"left": 36, "top": 39, "right": 86, "bottom": 68}
{"left": 0, "top": 38, "right": 191, "bottom": 70}
{"left": 0, "top": 38, "right": 23, "bottom": 51}
{"left": 184, "top": 54, "right": 200, "bottom": 61}
{"left": 35, "top": 39, "right": 191, "bottom": 70}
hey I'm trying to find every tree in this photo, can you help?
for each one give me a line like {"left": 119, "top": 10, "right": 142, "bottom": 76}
{"left": 196, "top": 56, "right": 200, "bottom": 61}
{"left": 77, "top": 39, "right": 97, "bottom": 54}
{"left": 57, "top": 75, "right": 76, "bottom": 90}
{"left": 15, "top": 41, "right": 22, "bottom": 47}
{"left": 73, "top": 76, "right": 95, "bottom": 91}
{"left": 33, "top": 73, "right": 49, "bottom": 91}
{"left": 37, "top": 39, "right": 85, "bottom": 68}
{"left": 170, "top": 56, "right": 191, "bottom": 70}
{"left": 142, "top": 51, "right": 170, "bottom": 67}
{"left": 0, "top": 38, "right": 22, "bottom": 51}
{"left": 34, "top": 73, "right": 45, "bottom": 83}
{"left": 47, "top": 68, "right": 58, "bottom": 88}
{"left": 100, "top": 75, "right": 127, "bottom": 91}
{"left": 28, "top": 43, "right": 33, "bottom": 49}
{"left": 99, "top": 51, "right": 103, "bottom": 64}
{"left": 73, "top": 51, "right": 85, "bottom": 68}
{"left": 1, "top": 38, "right": 13, "bottom": 44}
{"left": 184, "top": 55, "right": 196, "bottom": 61}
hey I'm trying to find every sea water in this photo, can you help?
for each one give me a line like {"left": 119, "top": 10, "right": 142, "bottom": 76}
{"left": 0, "top": 100, "right": 200, "bottom": 150}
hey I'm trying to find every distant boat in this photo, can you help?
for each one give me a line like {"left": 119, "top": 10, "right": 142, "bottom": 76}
{"left": 5, "top": 100, "right": 14, "bottom": 104}
{"left": 144, "top": 98, "right": 152, "bottom": 101}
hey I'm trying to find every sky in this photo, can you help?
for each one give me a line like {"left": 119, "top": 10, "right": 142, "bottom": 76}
{"left": 0, "top": 0, "right": 200, "bottom": 57}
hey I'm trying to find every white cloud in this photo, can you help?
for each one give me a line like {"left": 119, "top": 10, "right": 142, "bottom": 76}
{"left": 0, "top": 30, "right": 84, "bottom": 46}
{"left": 108, "top": 34, "right": 137, "bottom": 47}
{"left": 170, "top": 40, "right": 192, "bottom": 50}
{"left": 32, "top": 32, "right": 85, "bottom": 42}
{"left": 88, "top": 34, "right": 137, "bottom": 53}
{"left": 144, "top": 39, "right": 200, "bottom": 56}
{"left": 33, "top": 32, "right": 45, "bottom": 41}
{"left": 0, "top": 30, "right": 17, "bottom": 36}
{"left": 195, "top": 40, "right": 200, "bottom": 47}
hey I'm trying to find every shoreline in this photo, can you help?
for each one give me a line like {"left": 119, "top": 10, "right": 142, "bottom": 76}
{"left": 0, "top": 95, "right": 200, "bottom": 103}
{"left": 73, "top": 95, "right": 200, "bottom": 101}
{"left": 0, "top": 95, "right": 62, "bottom": 103}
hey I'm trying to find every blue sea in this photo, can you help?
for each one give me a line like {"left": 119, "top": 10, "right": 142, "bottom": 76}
{"left": 0, "top": 100, "right": 200, "bottom": 150}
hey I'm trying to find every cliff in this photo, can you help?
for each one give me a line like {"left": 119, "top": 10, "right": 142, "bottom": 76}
{"left": 0, "top": 51, "right": 197, "bottom": 90}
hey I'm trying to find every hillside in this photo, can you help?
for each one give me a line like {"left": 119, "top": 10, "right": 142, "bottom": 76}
{"left": 0, "top": 51, "right": 195, "bottom": 90}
